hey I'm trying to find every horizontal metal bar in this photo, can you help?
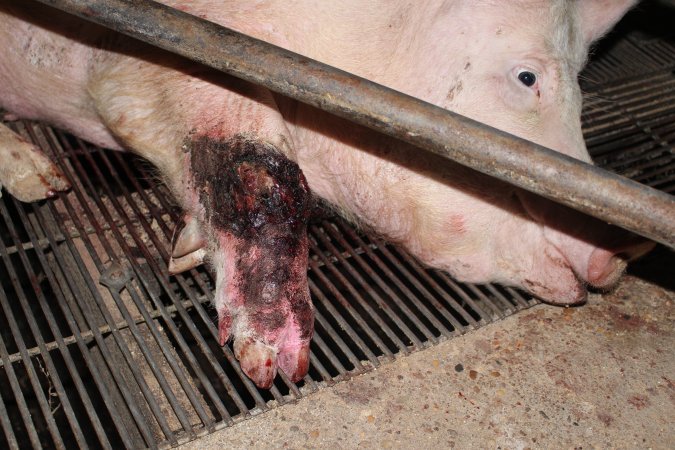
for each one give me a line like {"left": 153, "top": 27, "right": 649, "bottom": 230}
{"left": 35, "top": 0, "right": 675, "bottom": 248}
{"left": 0, "top": 294, "right": 213, "bottom": 367}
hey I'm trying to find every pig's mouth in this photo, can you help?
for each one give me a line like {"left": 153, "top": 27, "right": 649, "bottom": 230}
{"left": 514, "top": 190, "right": 654, "bottom": 304}
{"left": 184, "top": 135, "right": 314, "bottom": 388}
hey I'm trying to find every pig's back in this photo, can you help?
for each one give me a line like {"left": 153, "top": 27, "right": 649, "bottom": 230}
{"left": 0, "top": 0, "right": 439, "bottom": 148}
{"left": 158, "top": 0, "right": 427, "bottom": 90}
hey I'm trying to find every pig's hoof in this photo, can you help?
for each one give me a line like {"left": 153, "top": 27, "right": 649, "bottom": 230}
{"left": 171, "top": 215, "right": 206, "bottom": 258}
{"left": 1, "top": 112, "right": 20, "bottom": 121}
{"left": 168, "top": 248, "right": 207, "bottom": 274}
{"left": 4, "top": 156, "right": 70, "bottom": 202}
{"left": 168, "top": 215, "right": 207, "bottom": 274}
{"left": 233, "top": 336, "right": 311, "bottom": 388}
{"left": 0, "top": 125, "right": 70, "bottom": 202}
{"left": 277, "top": 343, "right": 311, "bottom": 383}
{"left": 234, "top": 337, "right": 277, "bottom": 389}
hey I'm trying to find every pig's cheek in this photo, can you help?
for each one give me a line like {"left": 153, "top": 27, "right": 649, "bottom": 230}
{"left": 509, "top": 244, "right": 586, "bottom": 305}
{"left": 483, "top": 217, "right": 585, "bottom": 304}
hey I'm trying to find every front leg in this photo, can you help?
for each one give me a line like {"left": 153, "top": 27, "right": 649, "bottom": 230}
{"left": 188, "top": 135, "right": 313, "bottom": 388}
{"left": 90, "top": 62, "right": 313, "bottom": 387}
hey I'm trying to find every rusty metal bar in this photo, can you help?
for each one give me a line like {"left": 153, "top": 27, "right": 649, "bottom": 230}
{"left": 34, "top": 0, "right": 675, "bottom": 248}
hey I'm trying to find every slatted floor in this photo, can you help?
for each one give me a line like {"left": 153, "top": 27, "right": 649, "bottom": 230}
{"left": 0, "top": 3, "right": 674, "bottom": 449}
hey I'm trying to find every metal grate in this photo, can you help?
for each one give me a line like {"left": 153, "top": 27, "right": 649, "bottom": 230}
{"left": 1, "top": 5, "right": 674, "bottom": 450}
{"left": 580, "top": 3, "right": 675, "bottom": 193}
{"left": 0, "top": 121, "right": 536, "bottom": 449}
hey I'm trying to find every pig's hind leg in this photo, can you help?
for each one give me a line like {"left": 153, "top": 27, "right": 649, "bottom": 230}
{"left": 0, "top": 123, "right": 70, "bottom": 202}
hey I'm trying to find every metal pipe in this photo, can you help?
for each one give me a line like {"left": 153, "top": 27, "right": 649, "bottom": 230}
{"left": 35, "top": 0, "right": 675, "bottom": 248}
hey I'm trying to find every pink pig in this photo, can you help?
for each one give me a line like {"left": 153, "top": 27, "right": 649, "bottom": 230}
{"left": 0, "top": 0, "right": 651, "bottom": 388}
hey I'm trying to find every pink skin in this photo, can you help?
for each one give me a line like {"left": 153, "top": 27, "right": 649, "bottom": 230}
{"left": 0, "top": 1, "right": 650, "bottom": 388}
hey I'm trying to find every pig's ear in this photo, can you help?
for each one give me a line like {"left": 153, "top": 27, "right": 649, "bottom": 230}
{"left": 578, "top": 0, "right": 639, "bottom": 45}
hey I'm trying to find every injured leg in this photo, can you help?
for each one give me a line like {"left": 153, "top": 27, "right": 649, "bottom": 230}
{"left": 189, "top": 134, "right": 313, "bottom": 388}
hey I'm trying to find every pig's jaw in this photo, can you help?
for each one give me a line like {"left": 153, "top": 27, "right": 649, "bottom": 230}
{"left": 186, "top": 135, "right": 313, "bottom": 388}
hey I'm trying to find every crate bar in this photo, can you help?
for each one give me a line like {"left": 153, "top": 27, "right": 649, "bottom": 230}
{"left": 0, "top": 208, "right": 68, "bottom": 449}
{"left": 332, "top": 220, "right": 461, "bottom": 337}
{"left": 318, "top": 222, "right": 443, "bottom": 342}
{"left": 18, "top": 123, "right": 182, "bottom": 444}
{"left": 307, "top": 278, "right": 381, "bottom": 367}
{"left": 365, "top": 233, "right": 486, "bottom": 327}
{"left": 35, "top": 0, "right": 675, "bottom": 248}
{"left": 309, "top": 238, "right": 401, "bottom": 358}
{"left": 0, "top": 389, "right": 18, "bottom": 450}
{"left": 0, "top": 305, "right": 43, "bottom": 449}
{"left": 0, "top": 294, "right": 213, "bottom": 367}
{"left": 10, "top": 206, "right": 139, "bottom": 449}
{"left": 311, "top": 304, "right": 365, "bottom": 373}
{"left": 40, "top": 203, "right": 160, "bottom": 447}
{"left": 16, "top": 202, "right": 117, "bottom": 450}
{"left": 311, "top": 224, "right": 428, "bottom": 348}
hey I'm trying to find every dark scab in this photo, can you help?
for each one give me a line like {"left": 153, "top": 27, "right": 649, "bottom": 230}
{"left": 189, "top": 134, "right": 312, "bottom": 331}
{"left": 250, "top": 303, "right": 288, "bottom": 334}
{"left": 290, "top": 289, "right": 314, "bottom": 340}
{"left": 189, "top": 135, "right": 311, "bottom": 239}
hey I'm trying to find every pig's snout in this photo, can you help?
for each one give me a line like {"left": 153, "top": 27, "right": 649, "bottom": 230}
{"left": 586, "top": 237, "right": 656, "bottom": 289}
{"left": 515, "top": 190, "right": 655, "bottom": 301}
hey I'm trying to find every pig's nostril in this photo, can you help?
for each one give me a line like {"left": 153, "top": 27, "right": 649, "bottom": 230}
{"left": 587, "top": 236, "right": 656, "bottom": 289}
{"left": 587, "top": 250, "right": 627, "bottom": 289}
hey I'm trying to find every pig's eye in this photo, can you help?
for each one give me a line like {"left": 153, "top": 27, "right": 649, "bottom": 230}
{"left": 518, "top": 71, "right": 537, "bottom": 87}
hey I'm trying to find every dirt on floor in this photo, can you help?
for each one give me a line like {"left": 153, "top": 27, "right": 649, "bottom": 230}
{"left": 180, "top": 272, "right": 675, "bottom": 450}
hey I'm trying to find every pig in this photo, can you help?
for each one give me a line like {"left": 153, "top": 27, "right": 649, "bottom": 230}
{"left": 0, "top": 0, "right": 651, "bottom": 388}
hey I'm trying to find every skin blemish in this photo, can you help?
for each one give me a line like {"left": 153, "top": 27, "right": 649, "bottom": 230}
{"left": 448, "top": 214, "right": 466, "bottom": 235}
{"left": 445, "top": 80, "right": 463, "bottom": 103}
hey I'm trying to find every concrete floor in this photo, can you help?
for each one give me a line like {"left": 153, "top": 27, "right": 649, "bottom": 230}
{"left": 180, "top": 263, "right": 675, "bottom": 449}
